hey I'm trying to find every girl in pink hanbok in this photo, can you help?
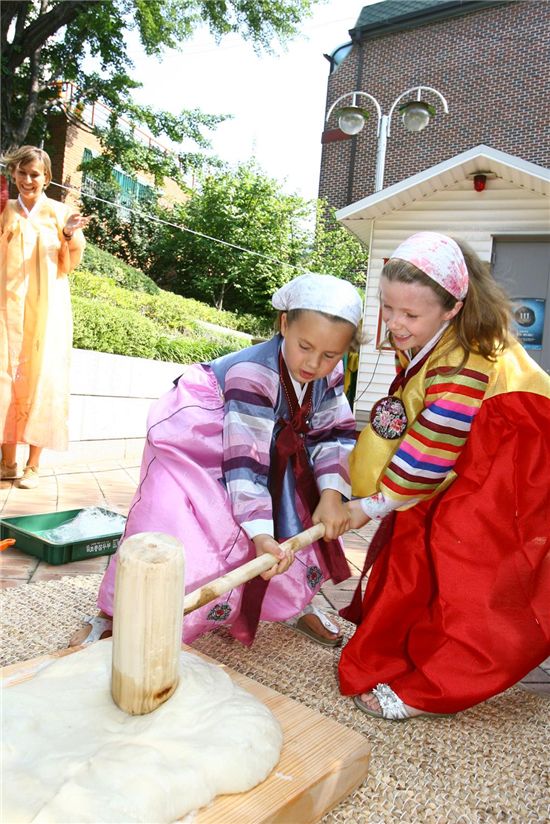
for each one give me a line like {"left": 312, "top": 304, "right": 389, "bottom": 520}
{"left": 72, "top": 273, "right": 363, "bottom": 647}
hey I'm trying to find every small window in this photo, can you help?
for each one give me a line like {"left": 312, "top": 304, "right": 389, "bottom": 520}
{"left": 327, "top": 42, "right": 352, "bottom": 75}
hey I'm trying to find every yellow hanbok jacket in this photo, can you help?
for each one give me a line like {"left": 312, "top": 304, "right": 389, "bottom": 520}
{"left": 0, "top": 197, "right": 85, "bottom": 450}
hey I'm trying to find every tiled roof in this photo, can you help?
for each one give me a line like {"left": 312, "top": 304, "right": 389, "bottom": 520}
{"left": 350, "top": 0, "right": 510, "bottom": 40}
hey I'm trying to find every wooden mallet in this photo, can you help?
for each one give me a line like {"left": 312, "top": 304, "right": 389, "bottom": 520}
{"left": 111, "top": 523, "right": 326, "bottom": 715}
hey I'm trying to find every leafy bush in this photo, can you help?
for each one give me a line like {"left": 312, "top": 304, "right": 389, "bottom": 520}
{"left": 139, "top": 289, "right": 269, "bottom": 337}
{"left": 72, "top": 295, "right": 247, "bottom": 363}
{"left": 72, "top": 296, "right": 160, "bottom": 359}
{"left": 139, "top": 290, "right": 201, "bottom": 334}
{"left": 72, "top": 268, "right": 270, "bottom": 338}
{"left": 81, "top": 243, "right": 160, "bottom": 295}
{"left": 71, "top": 245, "right": 272, "bottom": 362}
{"left": 154, "top": 336, "right": 243, "bottom": 363}
{"left": 72, "top": 270, "right": 157, "bottom": 320}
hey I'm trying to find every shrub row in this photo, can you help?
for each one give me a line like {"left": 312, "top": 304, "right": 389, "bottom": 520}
{"left": 81, "top": 243, "right": 160, "bottom": 295}
{"left": 72, "top": 295, "right": 246, "bottom": 363}
{"left": 81, "top": 243, "right": 271, "bottom": 337}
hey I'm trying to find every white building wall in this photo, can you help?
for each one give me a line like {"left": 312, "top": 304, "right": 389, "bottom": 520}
{"left": 354, "top": 178, "right": 550, "bottom": 427}
{"left": 38, "top": 349, "right": 185, "bottom": 467}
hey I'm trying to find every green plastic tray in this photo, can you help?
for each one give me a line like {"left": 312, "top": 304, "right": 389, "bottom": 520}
{"left": 0, "top": 508, "right": 125, "bottom": 565}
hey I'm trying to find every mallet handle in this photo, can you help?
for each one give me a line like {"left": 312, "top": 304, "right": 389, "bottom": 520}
{"left": 183, "top": 522, "right": 326, "bottom": 615}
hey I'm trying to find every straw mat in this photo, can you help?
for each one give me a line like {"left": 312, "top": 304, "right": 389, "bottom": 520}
{"left": 2, "top": 575, "right": 548, "bottom": 824}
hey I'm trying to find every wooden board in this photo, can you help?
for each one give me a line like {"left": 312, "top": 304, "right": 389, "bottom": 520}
{"left": 2, "top": 644, "right": 370, "bottom": 824}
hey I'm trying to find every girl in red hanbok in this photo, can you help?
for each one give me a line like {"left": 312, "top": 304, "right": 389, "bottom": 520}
{"left": 340, "top": 231, "right": 550, "bottom": 720}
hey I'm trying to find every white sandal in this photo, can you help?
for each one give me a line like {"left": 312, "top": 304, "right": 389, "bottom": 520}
{"left": 354, "top": 684, "right": 410, "bottom": 720}
{"left": 284, "top": 604, "right": 343, "bottom": 647}
{"left": 70, "top": 615, "right": 113, "bottom": 647}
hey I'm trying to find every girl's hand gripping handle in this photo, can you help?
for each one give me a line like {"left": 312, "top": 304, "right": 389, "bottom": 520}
{"left": 183, "top": 523, "right": 326, "bottom": 615}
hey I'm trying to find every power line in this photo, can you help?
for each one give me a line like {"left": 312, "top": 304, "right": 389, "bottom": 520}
{"left": 0, "top": 168, "right": 308, "bottom": 273}
{"left": 56, "top": 178, "right": 308, "bottom": 271}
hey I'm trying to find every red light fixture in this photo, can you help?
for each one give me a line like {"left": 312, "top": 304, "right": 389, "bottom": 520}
{"left": 473, "top": 174, "right": 487, "bottom": 192}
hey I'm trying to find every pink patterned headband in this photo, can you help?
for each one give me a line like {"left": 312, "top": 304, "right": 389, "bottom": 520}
{"left": 389, "top": 232, "right": 469, "bottom": 300}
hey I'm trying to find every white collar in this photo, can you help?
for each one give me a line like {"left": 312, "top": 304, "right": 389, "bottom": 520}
{"left": 405, "top": 322, "right": 449, "bottom": 375}
{"left": 17, "top": 192, "right": 46, "bottom": 218}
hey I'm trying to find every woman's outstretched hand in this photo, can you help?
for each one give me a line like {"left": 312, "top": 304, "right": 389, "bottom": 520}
{"left": 312, "top": 489, "right": 351, "bottom": 540}
{"left": 253, "top": 533, "right": 294, "bottom": 580}
{"left": 63, "top": 213, "right": 91, "bottom": 235}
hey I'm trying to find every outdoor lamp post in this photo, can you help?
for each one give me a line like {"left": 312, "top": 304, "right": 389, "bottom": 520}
{"left": 326, "top": 86, "right": 449, "bottom": 191}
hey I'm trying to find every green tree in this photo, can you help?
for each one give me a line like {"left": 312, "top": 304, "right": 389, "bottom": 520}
{"left": 80, "top": 176, "right": 161, "bottom": 273}
{"left": 149, "top": 162, "right": 310, "bottom": 315}
{"left": 308, "top": 200, "right": 368, "bottom": 288}
{"left": 139, "top": 163, "right": 367, "bottom": 319}
{"left": 1, "top": 0, "right": 317, "bottom": 173}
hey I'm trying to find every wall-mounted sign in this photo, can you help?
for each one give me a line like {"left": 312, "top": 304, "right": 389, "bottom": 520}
{"left": 512, "top": 298, "right": 545, "bottom": 350}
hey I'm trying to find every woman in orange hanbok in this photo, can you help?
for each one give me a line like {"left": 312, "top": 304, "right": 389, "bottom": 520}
{"left": 0, "top": 146, "right": 88, "bottom": 489}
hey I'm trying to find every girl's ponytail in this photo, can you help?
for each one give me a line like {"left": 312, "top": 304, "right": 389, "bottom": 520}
{"left": 452, "top": 241, "right": 511, "bottom": 361}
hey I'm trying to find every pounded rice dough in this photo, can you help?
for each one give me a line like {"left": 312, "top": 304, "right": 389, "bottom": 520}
{"left": 2, "top": 640, "right": 283, "bottom": 823}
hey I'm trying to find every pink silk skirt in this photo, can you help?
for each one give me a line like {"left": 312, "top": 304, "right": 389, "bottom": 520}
{"left": 97, "top": 364, "right": 334, "bottom": 644}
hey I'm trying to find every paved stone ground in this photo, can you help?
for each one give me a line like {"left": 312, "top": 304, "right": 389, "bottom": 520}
{"left": 1, "top": 459, "right": 548, "bottom": 695}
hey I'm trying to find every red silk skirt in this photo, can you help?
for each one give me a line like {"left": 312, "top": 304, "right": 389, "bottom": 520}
{"left": 338, "top": 390, "right": 550, "bottom": 713}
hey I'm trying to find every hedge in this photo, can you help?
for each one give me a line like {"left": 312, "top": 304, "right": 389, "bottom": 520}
{"left": 81, "top": 244, "right": 160, "bottom": 295}
{"left": 81, "top": 243, "right": 271, "bottom": 337}
{"left": 72, "top": 245, "right": 274, "bottom": 363}
{"left": 72, "top": 295, "right": 160, "bottom": 360}
{"left": 72, "top": 270, "right": 256, "bottom": 345}
{"left": 72, "top": 295, "right": 246, "bottom": 363}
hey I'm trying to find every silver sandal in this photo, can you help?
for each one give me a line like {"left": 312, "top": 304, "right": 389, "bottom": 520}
{"left": 354, "top": 683, "right": 410, "bottom": 720}
{"left": 354, "top": 683, "right": 451, "bottom": 721}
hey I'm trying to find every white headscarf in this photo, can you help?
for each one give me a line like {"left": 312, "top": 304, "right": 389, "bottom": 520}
{"left": 272, "top": 272, "right": 363, "bottom": 327}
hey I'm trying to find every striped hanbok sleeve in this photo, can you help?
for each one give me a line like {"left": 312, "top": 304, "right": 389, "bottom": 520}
{"left": 308, "top": 372, "right": 357, "bottom": 499}
{"left": 379, "top": 365, "right": 489, "bottom": 505}
{"left": 221, "top": 361, "right": 279, "bottom": 540}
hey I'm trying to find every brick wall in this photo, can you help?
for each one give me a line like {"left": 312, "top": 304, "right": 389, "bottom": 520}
{"left": 45, "top": 114, "right": 188, "bottom": 208}
{"left": 45, "top": 115, "right": 104, "bottom": 207}
{"left": 319, "top": 2, "right": 550, "bottom": 209}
